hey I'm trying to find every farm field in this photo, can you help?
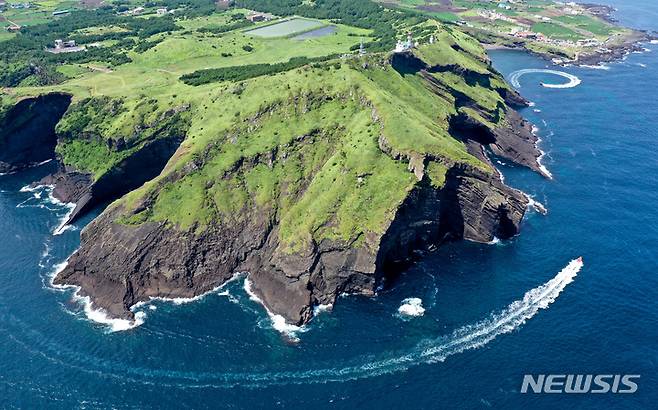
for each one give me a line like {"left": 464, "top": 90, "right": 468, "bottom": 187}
{"left": 0, "top": 0, "right": 81, "bottom": 29}
{"left": 373, "top": 0, "right": 637, "bottom": 61}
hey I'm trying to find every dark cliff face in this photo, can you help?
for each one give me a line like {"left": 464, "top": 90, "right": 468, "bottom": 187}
{"left": 51, "top": 54, "right": 539, "bottom": 327}
{"left": 0, "top": 94, "right": 188, "bottom": 226}
{"left": 0, "top": 93, "right": 71, "bottom": 174}
{"left": 55, "top": 163, "right": 527, "bottom": 325}
{"left": 54, "top": 201, "right": 272, "bottom": 319}
{"left": 448, "top": 107, "right": 546, "bottom": 177}
{"left": 44, "top": 133, "right": 186, "bottom": 226}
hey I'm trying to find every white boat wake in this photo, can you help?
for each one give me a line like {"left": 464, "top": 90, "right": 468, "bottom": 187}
{"left": 27, "top": 257, "right": 583, "bottom": 387}
{"left": 509, "top": 69, "right": 581, "bottom": 89}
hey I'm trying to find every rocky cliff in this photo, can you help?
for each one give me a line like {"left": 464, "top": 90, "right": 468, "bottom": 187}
{"left": 0, "top": 93, "right": 71, "bottom": 174}
{"left": 54, "top": 162, "right": 527, "bottom": 325}
{"left": 4, "top": 95, "right": 190, "bottom": 227}
{"left": 40, "top": 131, "right": 186, "bottom": 226}
{"left": 50, "top": 42, "right": 537, "bottom": 326}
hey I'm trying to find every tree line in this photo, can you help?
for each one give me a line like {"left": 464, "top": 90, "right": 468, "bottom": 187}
{"left": 180, "top": 55, "right": 338, "bottom": 85}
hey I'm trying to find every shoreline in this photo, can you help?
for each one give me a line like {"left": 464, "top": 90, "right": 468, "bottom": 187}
{"left": 480, "top": 0, "right": 656, "bottom": 69}
{"left": 484, "top": 34, "right": 655, "bottom": 68}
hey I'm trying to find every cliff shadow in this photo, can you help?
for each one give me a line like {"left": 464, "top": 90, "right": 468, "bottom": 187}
{"left": 0, "top": 93, "right": 72, "bottom": 173}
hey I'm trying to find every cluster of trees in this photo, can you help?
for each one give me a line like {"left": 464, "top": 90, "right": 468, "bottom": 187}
{"left": 197, "top": 19, "right": 253, "bottom": 35}
{"left": 234, "top": 0, "right": 427, "bottom": 51}
{"left": 0, "top": 3, "right": 198, "bottom": 87}
{"left": 180, "top": 55, "right": 337, "bottom": 85}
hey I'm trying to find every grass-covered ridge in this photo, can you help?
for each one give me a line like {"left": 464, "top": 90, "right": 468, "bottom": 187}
{"left": 112, "top": 44, "right": 510, "bottom": 251}
{"left": 3, "top": 1, "right": 518, "bottom": 253}
{"left": 54, "top": 96, "right": 190, "bottom": 179}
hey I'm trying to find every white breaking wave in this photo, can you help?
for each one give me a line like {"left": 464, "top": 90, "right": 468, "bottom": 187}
{"left": 130, "top": 273, "right": 242, "bottom": 314}
{"left": 17, "top": 184, "right": 76, "bottom": 234}
{"left": 19, "top": 183, "right": 48, "bottom": 193}
{"left": 243, "top": 277, "right": 306, "bottom": 341}
{"left": 49, "top": 261, "right": 145, "bottom": 332}
{"left": 487, "top": 236, "right": 501, "bottom": 246}
{"left": 537, "top": 152, "right": 553, "bottom": 179}
{"left": 145, "top": 280, "right": 236, "bottom": 306}
{"left": 53, "top": 213, "right": 75, "bottom": 236}
{"left": 398, "top": 298, "right": 425, "bottom": 317}
{"left": 531, "top": 129, "right": 554, "bottom": 180}
{"left": 526, "top": 195, "right": 548, "bottom": 215}
{"left": 313, "top": 303, "right": 333, "bottom": 316}
{"left": 35, "top": 259, "right": 583, "bottom": 386}
{"left": 580, "top": 64, "right": 611, "bottom": 71}
{"left": 81, "top": 296, "right": 146, "bottom": 332}
{"left": 509, "top": 69, "right": 581, "bottom": 89}
{"left": 49, "top": 192, "right": 76, "bottom": 236}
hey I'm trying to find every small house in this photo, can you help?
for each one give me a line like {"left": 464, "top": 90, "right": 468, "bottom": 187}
{"left": 47, "top": 39, "right": 84, "bottom": 53}
{"left": 246, "top": 12, "right": 272, "bottom": 22}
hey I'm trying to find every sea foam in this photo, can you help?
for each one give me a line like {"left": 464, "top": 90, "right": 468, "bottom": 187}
{"left": 49, "top": 260, "right": 145, "bottom": 332}
{"left": 17, "top": 184, "right": 76, "bottom": 234}
{"left": 531, "top": 128, "right": 554, "bottom": 180}
{"left": 526, "top": 195, "right": 548, "bottom": 215}
{"left": 243, "top": 277, "right": 306, "bottom": 341}
{"left": 398, "top": 298, "right": 425, "bottom": 317}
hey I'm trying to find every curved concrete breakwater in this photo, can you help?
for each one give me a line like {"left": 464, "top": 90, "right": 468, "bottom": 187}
{"left": 509, "top": 69, "right": 582, "bottom": 89}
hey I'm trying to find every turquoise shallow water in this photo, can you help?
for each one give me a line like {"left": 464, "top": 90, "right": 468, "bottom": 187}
{"left": 1, "top": 2, "right": 657, "bottom": 408}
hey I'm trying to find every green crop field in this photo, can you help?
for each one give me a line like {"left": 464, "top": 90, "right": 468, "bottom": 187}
{"left": 554, "top": 14, "right": 617, "bottom": 37}
{"left": 531, "top": 22, "right": 583, "bottom": 40}
{"left": 0, "top": 0, "right": 82, "bottom": 27}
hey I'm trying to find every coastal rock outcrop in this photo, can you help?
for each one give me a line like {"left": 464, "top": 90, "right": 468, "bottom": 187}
{"left": 47, "top": 40, "right": 538, "bottom": 326}
{"left": 55, "top": 163, "right": 527, "bottom": 325}
{"left": 40, "top": 132, "right": 185, "bottom": 225}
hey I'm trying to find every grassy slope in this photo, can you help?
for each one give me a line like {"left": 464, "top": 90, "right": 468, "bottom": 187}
{"left": 115, "top": 46, "right": 504, "bottom": 252}
{"left": 10, "top": 13, "right": 370, "bottom": 180}
{"left": 6, "top": 9, "right": 511, "bottom": 252}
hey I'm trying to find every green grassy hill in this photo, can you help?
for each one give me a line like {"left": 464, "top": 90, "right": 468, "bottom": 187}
{"left": 3, "top": 1, "right": 516, "bottom": 253}
{"left": 1, "top": 0, "right": 540, "bottom": 324}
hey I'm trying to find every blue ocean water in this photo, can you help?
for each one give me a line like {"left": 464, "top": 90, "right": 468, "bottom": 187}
{"left": 1, "top": 2, "right": 657, "bottom": 408}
